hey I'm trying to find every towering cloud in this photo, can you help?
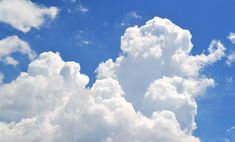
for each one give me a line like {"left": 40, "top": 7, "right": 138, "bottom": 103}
{"left": 0, "top": 0, "right": 58, "bottom": 32}
{"left": 97, "top": 17, "right": 225, "bottom": 134}
{"left": 0, "top": 17, "right": 225, "bottom": 142}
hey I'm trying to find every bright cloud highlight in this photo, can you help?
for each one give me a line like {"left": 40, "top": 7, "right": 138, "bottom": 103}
{"left": 0, "top": 0, "right": 58, "bottom": 32}
{"left": 0, "top": 17, "right": 226, "bottom": 142}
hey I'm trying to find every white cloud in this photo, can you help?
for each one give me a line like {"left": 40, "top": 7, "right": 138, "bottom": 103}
{"left": 226, "top": 33, "right": 235, "bottom": 66}
{"left": 120, "top": 11, "right": 142, "bottom": 27}
{"left": 225, "top": 126, "right": 235, "bottom": 142}
{"left": 65, "top": 0, "right": 88, "bottom": 14}
{"left": 0, "top": 17, "right": 225, "bottom": 142}
{"left": 97, "top": 17, "right": 225, "bottom": 133}
{"left": 226, "top": 51, "right": 235, "bottom": 66}
{"left": 77, "top": 5, "right": 89, "bottom": 13}
{"left": 127, "top": 11, "right": 142, "bottom": 19}
{"left": 0, "top": 0, "right": 58, "bottom": 32}
{"left": 78, "top": 40, "right": 92, "bottom": 46}
{"left": 227, "top": 126, "right": 235, "bottom": 133}
{"left": 0, "top": 36, "right": 36, "bottom": 66}
{"left": 0, "top": 51, "right": 199, "bottom": 142}
{"left": 228, "top": 32, "right": 235, "bottom": 44}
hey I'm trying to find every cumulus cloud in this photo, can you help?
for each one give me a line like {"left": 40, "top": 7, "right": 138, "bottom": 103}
{"left": 97, "top": 17, "right": 224, "bottom": 133}
{"left": 0, "top": 52, "right": 199, "bottom": 142}
{"left": 0, "top": 17, "right": 225, "bottom": 142}
{"left": 0, "top": 36, "right": 36, "bottom": 66}
{"left": 0, "top": 0, "right": 58, "bottom": 32}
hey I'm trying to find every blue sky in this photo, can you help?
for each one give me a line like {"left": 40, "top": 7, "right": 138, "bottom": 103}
{"left": 0, "top": 0, "right": 235, "bottom": 142}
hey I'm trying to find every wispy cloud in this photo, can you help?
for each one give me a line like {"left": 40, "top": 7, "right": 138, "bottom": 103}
{"left": 65, "top": 0, "right": 88, "bottom": 14}
{"left": 77, "top": 5, "right": 88, "bottom": 13}
{"left": 71, "top": 29, "right": 93, "bottom": 47}
{"left": 127, "top": 11, "right": 142, "bottom": 19}
{"left": 224, "top": 126, "right": 235, "bottom": 142}
{"left": 226, "top": 51, "right": 235, "bottom": 66}
{"left": 0, "top": 36, "right": 36, "bottom": 66}
{"left": 120, "top": 11, "right": 142, "bottom": 27}
{"left": 228, "top": 33, "right": 235, "bottom": 44}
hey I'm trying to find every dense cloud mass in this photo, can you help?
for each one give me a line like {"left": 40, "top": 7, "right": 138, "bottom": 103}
{"left": 0, "top": 0, "right": 58, "bottom": 32}
{"left": 0, "top": 17, "right": 225, "bottom": 142}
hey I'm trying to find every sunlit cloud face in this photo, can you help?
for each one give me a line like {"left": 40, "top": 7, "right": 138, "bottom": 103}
{"left": 0, "top": 16, "right": 226, "bottom": 142}
{"left": 0, "top": 0, "right": 58, "bottom": 32}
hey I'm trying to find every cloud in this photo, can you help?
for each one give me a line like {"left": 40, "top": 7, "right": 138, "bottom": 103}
{"left": 0, "top": 17, "right": 225, "bottom": 142}
{"left": 224, "top": 126, "right": 235, "bottom": 142}
{"left": 226, "top": 51, "right": 235, "bottom": 66}
{"left": 97, "top": 17, "right": 224, "bottom": 133}
{"left": 77, "top": 5, "right": 89, "bottom": 13}
{"left": 0, "top": 0, "right": 58, "bottom": 32}
{"left": 72, "top": 29, "right": 93, "bottom": 47}
{"left": 120, "top": 11, "right": 142, "bottom": 27}
{"left": 127, "top": 11, "right": 142, "bottom": 19}
{"left": 65, "top": 0, "right": 88, "bottom": 14}
{"left": 0, "top": 36, "right": 36, "bottom": 66}
{"left": 228, "top": 32, "right": 235, "bottom": 44}
{"left": 78, "top": 40, "right": 92, "bottom": 46}
{"left": 226, "top": 32, "right": 235, "bottom": 66}
{"left": 0, "top": 72, "right": 4, "bottom": 83}
{"left": 0, "top": 52, "right": 199, "bottom": 142}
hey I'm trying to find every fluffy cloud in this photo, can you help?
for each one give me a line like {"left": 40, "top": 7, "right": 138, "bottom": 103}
{"left": 0, "top": 0, "right": 58, "bottom": 32}
{"left": 0, "top": 52, "right": 199, "bottom": 142}
{"left": 0, "top": 36, "right": 36, "bottom": 66}
{"left": 97, "top": 17, "right": 224, "bottom": 133}
{"left": 0, "top": 17, "right": 225, "bottom": 142}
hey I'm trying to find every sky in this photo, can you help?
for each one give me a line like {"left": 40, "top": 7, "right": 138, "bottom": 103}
{"left": 0, "top": 0, "right": 235, "bottom": 142}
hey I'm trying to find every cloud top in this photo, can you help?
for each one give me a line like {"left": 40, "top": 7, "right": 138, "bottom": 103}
{"left": 0, "top": 17, "right": 226, "bottom": 142}
{"left": 0, "top": 0, "right": 58, "bottom": 32}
